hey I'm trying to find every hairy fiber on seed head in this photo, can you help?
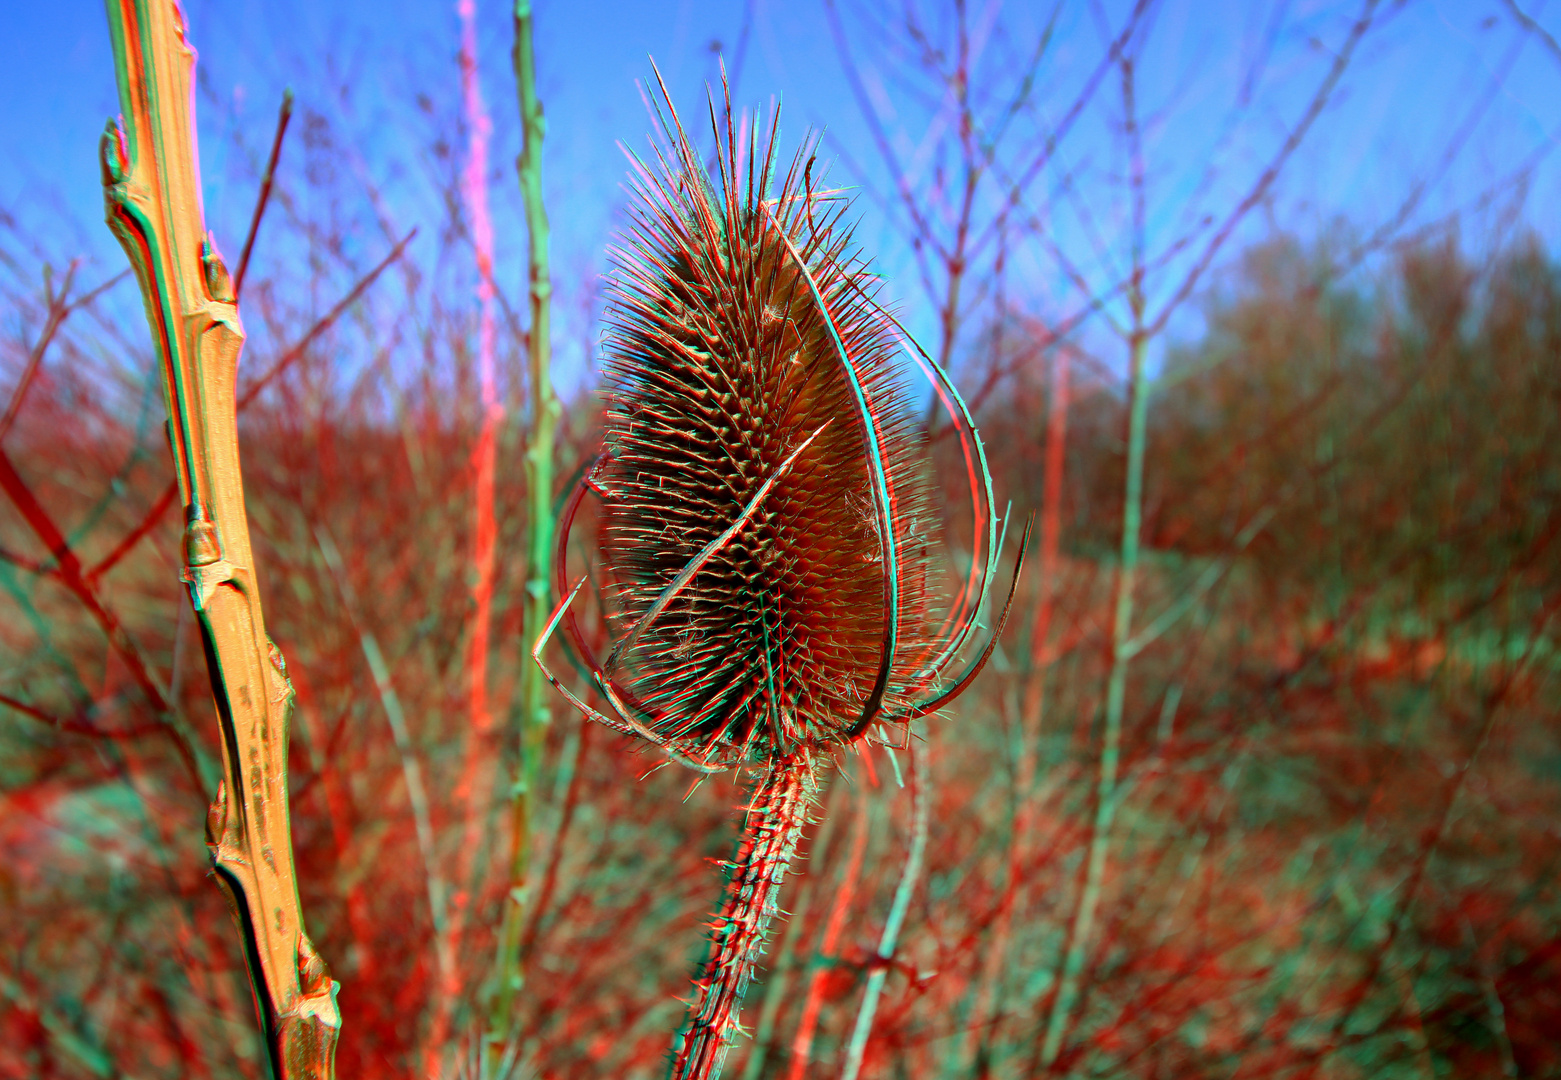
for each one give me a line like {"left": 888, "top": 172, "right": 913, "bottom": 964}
{"left": 596, "top": 96, "right": 939, "bottom": 761}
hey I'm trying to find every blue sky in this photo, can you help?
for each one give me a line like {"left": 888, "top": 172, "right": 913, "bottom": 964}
{"left": 4, "top": 1, "right": 1560, "bottom": 390}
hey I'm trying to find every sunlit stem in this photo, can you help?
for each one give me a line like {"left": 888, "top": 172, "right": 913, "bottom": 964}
{"left": 487, "top": 0, "right": 556, "bottom": 1053}
{"left": 98, "top": 0, "right": 339, "bottom": 1075}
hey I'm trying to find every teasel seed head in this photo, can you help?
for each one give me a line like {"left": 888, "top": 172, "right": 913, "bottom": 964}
{"left": 528, "top": 70, "right": 1028, "bottom": 1080}
{"left": 538, "top": 71, "right": 1025, "bottom": 773}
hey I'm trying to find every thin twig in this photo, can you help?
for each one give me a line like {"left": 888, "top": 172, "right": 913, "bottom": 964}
{"left": 235, "top": 229, "right": 416, "bottom": 410}
{"left": 232, "top": 89, "right": 294, "bottom": 300}
{"left": 840, "top": 740, "right": 929, "bottom": 1080}
{"left": 0, "top": 446, "right": 202, "bottom": 789}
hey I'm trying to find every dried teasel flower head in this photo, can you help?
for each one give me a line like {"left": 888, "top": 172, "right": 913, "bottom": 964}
{"left": 537, "top": 72, "right": 1025, "bottom": 773}
{"left": 532, "top": 70, "right": 1027, "bottom": 1079}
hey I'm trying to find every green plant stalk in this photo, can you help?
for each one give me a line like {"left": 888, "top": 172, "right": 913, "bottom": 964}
{"left": 841, "top": 742, "right": 929, "bottom": 1080}
{"left": 98, "top": 1, "right": 338, "bottom": 1076}
{"left": 1039, "top": 59, "right": 1149, "bottom": 1059}
{"left": 1038, "top": 324, "right": 1146, "bottom": 1069}
{"left": 487, "top": 0, "right": 556, "bottom": 1047}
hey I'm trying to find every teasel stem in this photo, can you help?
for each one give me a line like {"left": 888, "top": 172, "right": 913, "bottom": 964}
{"left": 671, "top": 748, "right": 822, "bottom": 1080}
{"left": 484, "top": 0, "right": 556, "bottom": 1056}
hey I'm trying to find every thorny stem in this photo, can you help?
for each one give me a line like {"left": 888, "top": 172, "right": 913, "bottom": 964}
{"left": 733, "top": 779, "right": 841, "bottom": 1080}
{"left": 671, "top": 749, "right": 821, "bottom": 1080}
{"left": 487, "top": 0, "right": 556, "bottom": 1051}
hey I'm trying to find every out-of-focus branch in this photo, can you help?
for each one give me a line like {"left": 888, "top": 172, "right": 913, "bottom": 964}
{"left": 0, "top": 262, "right": 78, "bottom": 442}
{"left": 786, "top": 783, "right": 870, "bottom": 1080}
{"left": 97, "top": 1, "right": 339, "bottom": 1075}
{"left": 956, "top": 327, "right": 1070, "bottom": 1073}
{"left": 423, "top": 0, "right": 508, "bottom": 1067}
{"left": 233, "top": 89, "right": 293, "bottom": 300}
{"left": 235, "top": 229, "right": 416, "bottom": 410}
{"left": 1501, "top": 0, "right": 1561, "bottom": 69}
{"left": 0, "top": 690, "right": 165, "bottom": 738}
{"left": 0, "top": 446, "right": 203, "bottom": 787}
{"left": 1145, "top": 0, "right": 1379, "bottom": 339}
{"left": 86, "top": 479, "right": 180, "bottom": 585}
{"left": 314, "top": 525, "right": 450, "bottom": 985}
{"left": 0, "top": 265, "right": 131, "bottom": 444}
{"left": 1037, "top": 51, "right": 1150, "bottom": 1071}
{"left": 840, "top": 741, "right": 929, "bottom": 1080}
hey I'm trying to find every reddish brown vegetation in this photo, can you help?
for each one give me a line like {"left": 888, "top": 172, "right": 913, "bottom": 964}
{"left": 6, "top": 200, "right": 1558, "bottom": 1077}
{"left": 3, "top": 4, "right": 1560, "bottom": 1078}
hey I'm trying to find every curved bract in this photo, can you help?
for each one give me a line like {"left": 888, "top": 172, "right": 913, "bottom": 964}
{"left": 536, "top": 71, "right": 1025, "bottom": 772}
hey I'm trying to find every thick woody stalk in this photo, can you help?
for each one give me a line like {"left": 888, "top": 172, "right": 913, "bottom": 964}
{"left": 672, "top": 751, "right": 821, "bottom": 1080}
{"left": 486, "top": 0, "right": 556, "bottom": 1046}
{"left": 98, "top": 1, "right": 339, "bottom": 1077}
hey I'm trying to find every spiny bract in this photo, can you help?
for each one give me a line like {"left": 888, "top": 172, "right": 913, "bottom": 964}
{"left": 596, "top": 96, "right": 940, "bottom": 763}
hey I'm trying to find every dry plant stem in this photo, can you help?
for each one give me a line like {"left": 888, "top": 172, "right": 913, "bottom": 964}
{"left": 232, "top": 89, "right": 293, "bottom": 300}
{"left": 1038, "top": 57, "right": 1149, "bottom": 1070}
{"left": 98, "top": 0, "right": 339, "bottom": 1076}
{"left": 427, "top": 1, "right": 506, "bottom": 1068}
{"left": 487, "top": 0, "right": 556, "bottom": 1047}
{"left": 840, "top": 742, "right": 928, "bottom": 1080}
{"left": 671, "top": 749, "right": 822, "bottom": 1080}
{"left": 734, "top": 779, "right": 841, "bottom": 1080}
